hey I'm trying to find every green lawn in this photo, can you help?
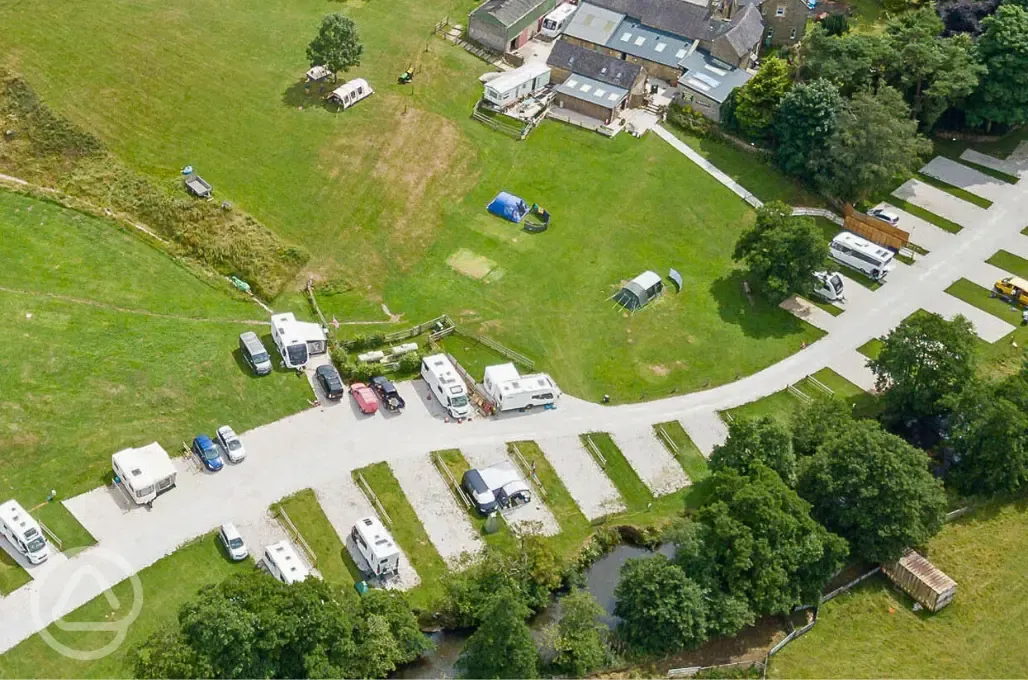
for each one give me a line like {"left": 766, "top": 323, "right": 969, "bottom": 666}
{"left": 0, "top": 551, "right": 31, "bottom": 596}
{"left": 507, "top": 441, "right": 589, "bottom": 537}
{"left": 915, "top": 173, "right": 993, "bottom": 209}
{"left": 0, "top": 534, "right": 250, "bottom": 678}
{"left": 352, "top": 463, "right": 446, "bottom": 609}
{"left": 652, "top": 421, "right": 709, "bottom": 483}
{"left": 769, "top": 501, "right": 1028, "bottom": 678}
{"left": 725, "top": 368, "right": 875, "bottom": 423}
{"left": 987, "top": 250, "right": 1028, "bottom": 281}
{"left": 801, "top": 295, "right": 844, "bottom": 317}
{"left": 581, "top": 433, "right": 653, "bottom": 512}
{"left": 0, "top": 0, "right": 824, "bottom": 403}
{"left": 437, "top": 334, "right": 510, "bottom": 381}
{"left": 945, "top": 278, "right": 1022, "bottom": 327}
{"left": 0, "top": 190, "right": 312, "bottom": 506}
{"left": 34, "top": 503, "right": 95, "bottom": 553}
{"left": 272, "top": 489, "right": 360, "bottom": 588}
{"left": 858, "top": 337, "right": 884, "bottom": 360}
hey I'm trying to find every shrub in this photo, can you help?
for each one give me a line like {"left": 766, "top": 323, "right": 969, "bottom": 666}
{"left": 397, "top": 351, "right": 422, "bottom": 374}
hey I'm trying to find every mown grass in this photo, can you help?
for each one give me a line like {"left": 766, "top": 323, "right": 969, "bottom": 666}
{"left": 437, "top": 334, "right": 509, "bottom": 382}
{"left": 272, "top": 489, "right": 360, "bottom": 588}
{"left": 915, "top": 172, "right": 993, "bottom": 209}
{"left": 769, "top": 500, "right": 1028, "bottom": 678}
{"left": 352, "top": 463, "right": 446, "bottom": 610}
{"left": 725, "top": 368, "right": 876, "bottom": 424}
{"left": 0, "top": 533, "right": 249, "bottom": 678}
{"left": 34, "top": 503, "right": 95, "bottom": 552}
{"left": 945, "top": 278, "right": 1022, "bottom": 325}
{"left": 858, "top": 337, "right": 884, "bottom": 360}
{"left": 0, "top": 551, "right": 31, "bottom": 596}
{"left": 801, "top": 295, "right": 844, "bottom": 317}
{"left": 582, "top": 433, "right": 653, "bottom": 512}
{"left": 987, "top": 250, "right": 1028, "bottom": 280}
{"left": 652, "top": 421, "right": 709, "bottom": 483}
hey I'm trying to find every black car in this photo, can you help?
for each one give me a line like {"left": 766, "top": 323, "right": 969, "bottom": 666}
{"left": 315, "top": 364, "right": 345, "bottom": 399}
{"left": 370, "top": 375, "right": 406, "bottom": 411}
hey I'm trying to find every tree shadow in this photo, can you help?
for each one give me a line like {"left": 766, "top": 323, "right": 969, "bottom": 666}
{"left": 281, "top": 80, "right": 337, "bottom": 111}
{"left": 709, "top": 271, "right": 810, "bottom": 340}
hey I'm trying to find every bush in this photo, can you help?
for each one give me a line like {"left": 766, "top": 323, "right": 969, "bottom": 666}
{"left": 666, "top": 101, "right": 712, "bottom": 136}
{"left": 397, "top": 351, "right": 422, "bottom": 374}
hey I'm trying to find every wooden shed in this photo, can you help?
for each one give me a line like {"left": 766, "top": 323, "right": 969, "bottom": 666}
{"left": 881, "top": 548, "right": 957, "bottom": 612}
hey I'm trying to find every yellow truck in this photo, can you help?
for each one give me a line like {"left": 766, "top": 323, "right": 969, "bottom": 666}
{"left": 992, "top": 276, "right": 1028, "bottom": 306}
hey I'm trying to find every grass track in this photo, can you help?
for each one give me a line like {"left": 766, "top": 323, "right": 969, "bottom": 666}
{"left": 272, "top": 489, "right": 361, "bottom": 588}
{"left": 987, "top": 250, "right": 1028, "bottom": 281}
{"left": 581, "top": 433, "right": 653, "bottom": 512}
{"left": 652, "top": 422, "right": 709, "bottom": 483}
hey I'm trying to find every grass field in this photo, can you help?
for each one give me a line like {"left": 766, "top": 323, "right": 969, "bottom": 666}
{"left": 582, "top": 433, "right": 653, "bottom": 512}
{"left": 769, "top": 501, "right": 1028, "bottom": 678}
{"left": 987, "top": 250, "right": 1028, "bottom": 280}
{"left": 653, "top": 421, "right": 710, "bottom": 483}
{"left": 724, "top": 368, "right": 874, "bottom": 424}
{"left": 945, "top": 279, "right": 1022, "bottom": 326}
{"left": 0, "top": 534, "right": 249, "bottom": 679}
{"left": 858, "top": 337, "right": 884, "bottom": 360}
{"left": 272, "top": 489, "right": 360, "bottom": 588}
{"left": 0, "top": 0, "right": 822, "bottom": 403}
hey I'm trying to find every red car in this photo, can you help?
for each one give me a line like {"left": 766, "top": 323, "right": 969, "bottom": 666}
{"left": 350, "top": 382, "right": 379, "bottom": 415}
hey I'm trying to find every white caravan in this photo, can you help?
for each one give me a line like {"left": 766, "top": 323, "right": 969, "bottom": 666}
{"left": 350, "top": 516, "right": 401, "bottom": 578}
{"left": 263, "top": 540, "right": 310, "bottom": 585}
{"left": 541, "top": 3, "right": 578, "bottom": 38}
{"left": 829, "top": 232, "right": 896, "bottom": 282}
{"left": 421, "top": 354, "right": 472, "bottom": 419}
{"left": 112, "top": 442, "right": 177, "bottom": 505}
{"left": 0, "top": 499, "right": 48, "bottom": 565}
{"left": 811, "top": 271, "right": 845, "bottom": 302}
{"left": 482, "top": 362, "right": 561, "bottom": 411}
{"left": 271, "top": 313, "right": 310, "bottom": 369}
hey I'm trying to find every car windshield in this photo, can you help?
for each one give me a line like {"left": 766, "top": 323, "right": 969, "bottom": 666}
{"left": 203, "top": 446, "right": 220, "bottom": 460}
{"left": 27, "top": 537, "right": 45, "bottom": 553}
{"left": 227, "top": 440, "right": 242, "bottom": 451}
{"left": 252, "top": 352, "right": 269, "bottom": 363}
{"left": 450, "top": 394, "right": 469, "bottom": 408}
{"left": 287, "top": 343, "right": 308, "bottom": 365}
{"left": 228, "top": 538, "right": 244, "bottom": 549}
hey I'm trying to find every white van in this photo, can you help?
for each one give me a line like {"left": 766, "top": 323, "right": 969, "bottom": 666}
{"left": 421, "top": 354, "right": 471, "bottom": 419}
{"left": 541, "top": 3, "right": 578, "bottom": 39}
{"left": 0, "top": 500, "right": 48, "bottom": 564}
{"left": 350, "top": 516, "right": 400, "bottom": 578}
{"left": 482, "top": 363, "right": 561, "bottom": 412}
{"left": 829, "top": 232, "right": 896, "bottom": 281}
{"left": 263, "top": 540, "right": 310, "bottom": 585}
{"left": 270, "top": 313, "right": 310, "bottom": 369}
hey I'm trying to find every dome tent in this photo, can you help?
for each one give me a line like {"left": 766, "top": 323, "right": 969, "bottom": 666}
{"left": 487, "top": 191, "right": 529, "bottom": 223}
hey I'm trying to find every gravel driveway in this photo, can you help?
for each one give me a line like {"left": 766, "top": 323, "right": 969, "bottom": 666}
{"left": 534, "top": 435, "right": 624, "bottom": 519}
{"left": 461, "top": 444, "right": 560, "bottom": 535}
{"left": 610, "top": 426, "right": 689, "bottom": 495}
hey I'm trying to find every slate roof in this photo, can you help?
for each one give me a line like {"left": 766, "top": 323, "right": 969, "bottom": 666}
{"left": 677, "top": 48, "right": 752, "bottom": 103}
{"left": 717, "top": 4, "right": 764, "bottom": 58}
{"left": 548, "top": 38, "right": 643, "bottom": 88}
{"left": 584, "top": 0, "right": 715, "bottom": 40}
{"left": 606, "top": 17, "right": 695, "bottom": 68}
{"left": 557, "top": 73, "right": 630, "bottom": 109}
{"left": 471, "top": 0, "right": 551, "bottom": 27}
{"left": 563, "top": 2, "right": 626, "bottom": 45}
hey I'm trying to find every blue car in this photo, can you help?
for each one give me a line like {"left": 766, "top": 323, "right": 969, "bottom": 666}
{"left": 192, "top": 435, "right": 224, "bottom": 472}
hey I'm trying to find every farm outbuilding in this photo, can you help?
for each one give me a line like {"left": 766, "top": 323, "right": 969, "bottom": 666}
{"left": 613, "top": 270, "right": 664, "bottom": 310}
{"left": 469, "top": 0, "right": 559, "bottom": 53}
{"left": 882, "top": 548, "right": 957, "bottom": 613}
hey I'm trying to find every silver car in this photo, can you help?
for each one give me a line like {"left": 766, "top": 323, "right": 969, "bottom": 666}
{"left": 216, "top": 425, "right": 246, "bottom": 463}
{"left": 868, "top": 207, "right": 900, "bottom": 226}
{"left": 219, "top": 522, "right": 248, "bottom": 561}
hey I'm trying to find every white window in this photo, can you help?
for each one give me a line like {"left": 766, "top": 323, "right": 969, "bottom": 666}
{"left": 675, "top": 48, "right": 687, "bottom": 59}
{"left": 776, "top": 5, "right": 785, "bottom": 16}
{"left": 634, "top": 35, "right": 646, "bottom": 46}
{"left": 566, "top": 78, "right": 578, "bottom": 88}
{"left": 655, "top": 42, "right": 667, "bottom": 52}
{"left": 620, "top": 32, "right": 632, "bottom": 42}
{"left": 580, "top": 83, "right": 592, "bottom": 92}
{"left": 594, "top": 88, "right": 607, "bottom": 97}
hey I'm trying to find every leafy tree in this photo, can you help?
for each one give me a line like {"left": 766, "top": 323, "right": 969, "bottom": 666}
{"left": 773, "top": 78, "right": 843, "bottom": 180}
{"left": 456, "top": 590, "right": 539, "bottom": 679}
{"left": 822, "top": 13, "right": 851, "bottom": 36}
{"left": 547, "top": 589, "right": 609, "bottom": 676}
{"left": 799, "top": 419, "right": 946, "bottom": 562}
{"left": 692, "top": 466, "right": 848, "bottom": 615}
{"left": 964, "top": 4, "right": 1028, "bottom": 129}
{"left": 732, "top": 56, "right": 792, "bottom": 140}
{"left": 132, "top": 630, "right": 213, "bottom": 679}
{"left": 801, "top": 26, "right": 892, "bottom": 96}
{"left": 791, "top": 396, "right": 853, "bottom": 457}
{"left": 732, "top": 201, "right": 829, "bottom": 304}
{"left": 711, "top": 416, "right": 798, "bottom": 486}
{"left": 613, "top": 555, "right": 709, "bottom": 653}
{"left": 870, "top": 312, "right": 977, "bottom": 441}
{"left": 815, "top": 86, "right": 932, "bottom": 202}
{"left": 936, "top": 0, "right": 1003, "bottom": 37}
{"left": 947, "top": 375, "right": 1028, "bottom": 495}
{"left": 358, "top": 589, "right": 434, "bottom": 663}
{"left": 306, "top": 14, "right": 363, "bottom": 78}
{"left": 882, "top": 8, "right": 983, "bottom": 127}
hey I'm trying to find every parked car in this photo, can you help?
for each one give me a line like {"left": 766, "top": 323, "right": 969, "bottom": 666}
{"left": 868, "top": 207, "right": 900, "bottom": 226}
{"left": 216, "top": 425, "right": 246, "bottom": 463}
{"left": 461, "top": 469, "right": 498, "bottom": 515}
{"left": 219, "top": 522, "right": 248, "bottom": 561}
{"left": 316, "top": 364, "right": 345, "bottom": 400}
{"left": 238, "top": 331, "right": 272, "bottom": 376}
{"left": 350, "top": 382, "right": 379, "bottom": 415}
{"left": 370, "top": 376, "right": 405, "bottom": 411}
{"left": 191, "top": 435, "right": 224, "bottom": 472}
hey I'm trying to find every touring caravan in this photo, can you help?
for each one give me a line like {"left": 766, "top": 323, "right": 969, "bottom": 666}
{"left": 327, "top": 78, "right": 374, "bottom": 110}
{"left": 0, "top": 500, "right": 48, "bottom": 564}
{"left": 271, "top": 313, "right": 310, "bottom": 369}
{"left": 421, "top": 354, "right": 471, "bottom": 420}
{"left": 482, "top": 363, "right": 561, "bottom": 412}
{"left": 829, "top": 232, "right": 896, "bottom": 282}
{"left": 112, "top": 442, "right": 177, "bottom": 505}
{"left": 263, "top": 540, "right": 310, "bottom": 585}
{"left": 541, "top": 3, "right": 578, "bottom": 38}
{"left": 482, "top": 63, "right": 551, "bottom": 109}
{"left": 350, "top": 516, "right": 401, "bottom": 578}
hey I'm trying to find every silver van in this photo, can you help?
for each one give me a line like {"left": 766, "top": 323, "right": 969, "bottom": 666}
{"left": 239, "top": 331, "right": 272, "bottom": 375}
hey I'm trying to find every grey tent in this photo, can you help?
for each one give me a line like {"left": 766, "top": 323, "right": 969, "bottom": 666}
{"left": 613, "top": 270, "right": 663, "bottom": 311}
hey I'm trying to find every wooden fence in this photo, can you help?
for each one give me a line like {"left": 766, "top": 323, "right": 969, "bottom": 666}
{"left": 382, "top": 314, "right": 452, "bottom": 344}
{"left": 355, "top": 472, "right": 393, "bottom": 526}
{"left": 843, "top": 204, "right": 911, "bottom": 250}
{"left": 453, "top": 326, "right": 535, "bottom": 369}
{"left": 274, "top": 506, "right": 317, "bottom": 568}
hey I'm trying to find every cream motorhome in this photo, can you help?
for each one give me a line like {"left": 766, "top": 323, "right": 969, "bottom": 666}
{"left": 483, "top": 363, "right": 561, "bottom": 411}
{"left": 112, "top": 442, "right": 177, "bottom": 506}
{"left": 271, "top": 313, "right": 310, "bottom": 369}
{"left": 263, "top": 540, "right": 310, "bottom": 585}
{"left": 829, "top": 232, "right": 896, "bottom": 281}
{"left": 350, "top": 516, "right": 400, "bottom": 578}
{"left": 0, "top": 500, "right": 48, "bottom": 564}
{"left": 421, "top": 354, "right": 471, "bottom": 419}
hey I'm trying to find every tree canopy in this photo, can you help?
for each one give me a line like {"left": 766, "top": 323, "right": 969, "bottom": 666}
{"left": 733, "top": 56, "right": 793, "bottom": 140}
{"left": 613, "top": 555, "right": 709, "bottom": 653}
{"left": 547, "top": 589, "right": 609, "bottom": 677}
{"left": 799, "top": 419, "right": 947, "bottom": 563}
{"left": 732, "top": 201, "right": 829, "bottom": 304}
{"left": 456, "top": 590, "right": 539, "bottom": 679}
{"left": 801, "top": 26, "right": 893, "bottom": 96}
{"left": 791, "top": 396, "right": 854, "bottom": 457}
{"left": 306, "top": 14, "right": 363, "bottom": 76}
{"left": 964, "top": 4, "right": 1028, "bottom": 129}
{"left": 711, "top": 416, "right": 798, "bottom": 486}
{"left": 773, "top": 78, "right": 843, "bottom": 181}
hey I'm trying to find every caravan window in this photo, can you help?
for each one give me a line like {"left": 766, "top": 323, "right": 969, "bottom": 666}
{"left": 357, "top": 86, "right": 363, "bottom": 95}
{"left": 135, "top": 485, "right": 154, "bottom": 498}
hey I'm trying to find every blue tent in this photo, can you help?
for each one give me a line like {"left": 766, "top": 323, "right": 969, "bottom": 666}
{"left": 487, "top": 191, "right": 529, "bottom": 223}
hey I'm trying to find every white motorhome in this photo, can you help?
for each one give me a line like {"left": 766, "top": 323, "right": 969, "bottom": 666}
{"left": 350, "top": 516, "right": 400, "bottom": 578}
{"left": 421, "top": 354, "right": 471, "bottom": 419}
{"left": 829, "top": 232, "right": 896, "bottom": 282}
{"left": 483, "top": 363, "right": 561, "bottom": 412}
{"left": 327, "top": 78, "right": 374, "bottom": 110}
{"left": 263, "top": 540, "right": 310, "bottom": 585}
{"left": 0, "top": 500, "right": 48, "bottom": 564}
{"left": 112, "top": 442, "right": 177, "bottom": 505}
{"left": 271, "top": 313, "right": 311, "bottom": 369}
{"left": 541, "top": 3, "right": 578, "bottom": 38}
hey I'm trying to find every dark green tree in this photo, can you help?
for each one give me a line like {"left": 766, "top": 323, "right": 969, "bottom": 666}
{"left": 711, "top": 416, "right": 798, "bottom": 486}
{"left": 801, "top": 26, "right": 891, "bottom": 96}
{"left": 965, "top": 4, "right": 1028, "bottom": 129}
{"left": 732, "top": 56, "right": 793, "bottom": 140}
{"left": 132, "top": 630, "right": 213, "bottom": 679}
{"left": 358, "top": 589, "right": 434, "bottom": 663}
{"left": 613, "top": 555, "right": 709, "bottom": 653}
{"left": 773, "top": 78, "right": 844, "bottom": 180}
{"left": 799, "top": 420, "right": 947, "bottom": 563}
{"left": 732, "top": 201, "right": 829, "bottom": 304}
{"left": 306, "top": 14, "right": 363, "bottom": 78}
{"left": 815, "top": 86, "right": 932, "bottom": 202}
{"left": 456, "top": 590, "right": 539, "bottom": 679}
{"left": 822, "top": 13, "right": 851, "bottom": 35}
{"left": 947, "top": 376, "right": 1028, "bottom": 495}
{"left": 791, "top": 397, "right": 854, "bottom": 457}
{"left": 870, "top": 312, "right": 977, "bottom": 440}
{"left": 548, "top": 589, "right": 609, "bottom": 676}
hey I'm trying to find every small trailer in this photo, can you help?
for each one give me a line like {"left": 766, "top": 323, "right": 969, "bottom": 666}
{"left": 881, "top": 548, "right": 957, "bottom": 612}
{"left": 184, "top": 174, "right": 212, "bottom": 199}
